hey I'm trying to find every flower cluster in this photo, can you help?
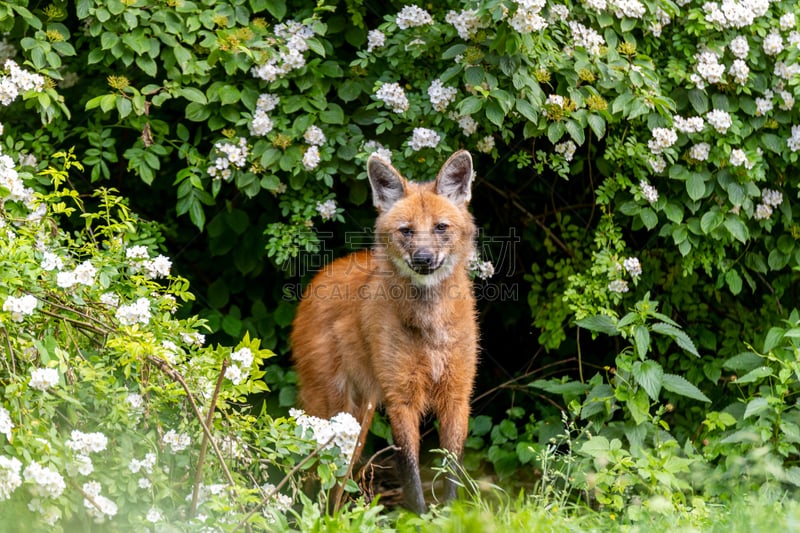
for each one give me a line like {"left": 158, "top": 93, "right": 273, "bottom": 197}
{"left": 290, "top": 409, "right": 361, "bottom": 462}
{"left": 0, "top": 145, "right": 35, "bottom": 207}
{"left": 754, "top": 188, "right": 783, "bottom": 220}
{"left": 647, "top": 128, "right": 678, "bottom": 154}
{"left": 395, "top": 5, "right": 433, "bottom": 29}
{"left": 375, "top": 82, "right": 409, "bottom": 114}
{"left": 56, "top": 259, "right": 97, "bottom": 289}
{"left": 703, "top": 0, "right": 770, "bottom": 29}
{"left": 366, "top": 29, "right": 385, "bottom": 52}
{"left": 452, "top": 113, "right": 478, "bottom": 136}
{"left": 208, "top": 138, "right": 249, "bottom": 181}
{"left": 249, "top": 93, "right": 279, "bottom": 137}
{"left": 673, "top": 115, "right": 705, "bottom": 134}
{"left": 692, "top": 50, "right": 725, "bottom": 87}
{"left": 3, "top": 294, "right": 37, "bottom": 322}
{"left": 115, "top": 297, "right": 152, "bottom": 326}
{"left": 427, "top": 78, "right": 457, "bottom": 112}
{"left": 225, "top": 347, "right": 254, "bottom": 386}
{"left": 0, "top": 455, "right": 21, "bottom": 500}
{"left": 128, "top": 453, "right": 157, "bottom": 475}
{"left": 639, "top": 181, "right": 659, "bottom": 204}
{"left": 162, "top": 429, "right": 191, "bottom": 453}
{"left": 569, "top": 21, "right": 605, "bottom": 55}
{"left": 362, "top": 140, "right": 393, "bottom": 163}
{"left": 251, "top": 21, "right": 316, "bottom": 82}
{"left": 445, "top": 9, "right": 484, "bottom": 40}
{"left": 126, "top": 245, "right": 171, "bottom": 279}
{"left": 0, "top": 59, "right": 45, "bottom": 105}
{"left": 408, "top": 127, "right": 441, "bottom": 151}
{"left": 706, "top": 109, "right": 732, "bottom": 134}
{"left": 610, "top": 0, "right": 646, "bottom": 19}
{"left": 0, "top": 406, "right": 12, "bottom": 441}
{"left": 509, "top": 0, "right": 547, "bottom": 34}
{"left": 788, "top": 125, "right": 800, "bottom": 152}
{"left": 315, "top": 199, "right": 338, "bottom": 221}
{"left": 689, "top": 142, "right": 711, "bottom": 162}
{"left": 23, "top": 461, "right": 65, "bottom": 499}
{"left": 476, "top": 135, "right": 495, "bottom": 154}
{"left": 468, "top": 251, "right": 496, "bottom": 280}
{"left": 554, "top": 140, "right": 577, "bottom": 162}
{"left": 82, "top": 481, "right": 118, "bottom": 522}
{"left": 622, "top": 257, "right": 642, "bottom": 277}
{"left": 66, "top": 430, "right": 108, "bottom": 456}
{"left": 29, "top": 367, "right": 59, "bottom": 391}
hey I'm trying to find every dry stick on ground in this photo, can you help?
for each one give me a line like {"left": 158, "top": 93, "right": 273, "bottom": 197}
{"left": 332, "top": 401, "right": 376, "bottom": 513}
{"left": 145, "top": 356, "right": 236, "bottom": 490}
{"left": 232, "top": 435, "right": 335, "bottom": 532}
{"left": 189, "top": 358, "right": 228, "bottom": 518}
{"left": 356, "top": 444, "right": 401, "bottom": 502}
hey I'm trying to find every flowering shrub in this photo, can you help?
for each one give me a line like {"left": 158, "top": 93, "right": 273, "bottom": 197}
{"left": 0, "top": 151, "right": 361, "bottom": 529}
{"left": 2, "top": 0, "right": 800, "bottom": 522}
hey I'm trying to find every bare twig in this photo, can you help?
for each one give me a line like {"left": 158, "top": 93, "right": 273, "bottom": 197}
{"left": 332, "top": 401, "right": 376, "bottom": 513}
{"left": 145, "top": 356, "right": 236, "bottom": 488}
{"left": 37, "top": 307, "right": 111, "bottom": 336}
{"left": 190, "top": 358, "right": 228, "bottom": 518}
{"left": 232, "top": 436, "right": 335, "bottom": 532}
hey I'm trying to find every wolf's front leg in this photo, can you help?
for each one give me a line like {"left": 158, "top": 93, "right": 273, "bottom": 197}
{"left": 387, "top": 403, "right": 426, "bottom": 513}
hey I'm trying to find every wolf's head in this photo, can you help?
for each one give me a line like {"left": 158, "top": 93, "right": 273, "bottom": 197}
{"left": 367, "top": 151, "right": 476, "bottom": 287}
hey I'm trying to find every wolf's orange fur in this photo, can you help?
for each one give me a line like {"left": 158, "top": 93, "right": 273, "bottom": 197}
{"left": 290, "top": 151, "right": 478, "bottom": 513}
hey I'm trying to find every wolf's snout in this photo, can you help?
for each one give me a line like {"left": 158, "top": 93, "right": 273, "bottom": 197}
{"left": 410, "top": 249, "right": 436, "bottom": 273}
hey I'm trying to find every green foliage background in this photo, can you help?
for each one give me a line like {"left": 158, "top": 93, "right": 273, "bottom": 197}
{"left": 3, "top": 0, "right": 800, "bottom": 527}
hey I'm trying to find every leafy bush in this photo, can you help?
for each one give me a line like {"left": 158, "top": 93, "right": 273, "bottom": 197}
{"left": 3, "top": 0, "right": 800, "bottom": 527}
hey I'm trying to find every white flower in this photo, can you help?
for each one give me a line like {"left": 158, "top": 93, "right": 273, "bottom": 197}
{"left": 728, "top": 59, "right": 749, "bottom": 85}
{"left": 139, "top": 477, "right": 152, "bottom": 489}
{"left": 129, "top": 453, "right": 156, "bottom": 475}
{"left": 762, "top": 189, "right": 783, "bottom": 207}
{"left": 610, "top": 0, "right": 646, "bottom": 19}
{"left": 649, "top": 156, "right": 666, "bottom": 173}
{"left": 3, "top": 294, "right": 37, "bottom": 322}
{"left": 375, "top": 82, "right": 409, "bottom": 114}
{"left": 455, "top": 114, "right": 478, "bottom": 135}
{"left": 729, "top": 148, "right": 748, "bottom": 167}
{"left": 647, "top": 128, "right": 677, "bottom": 154}
{"left": 71, "top": 455, "right": 94, "bottom": 476}
{"left": 569, "top": 22, "right": 605, "bottom": 55}
{"left": 695, "top": 50, "right": 725, "bottom": 84}
{"left": 66, "top": 430, "right": 108, "bottom": 455}
{"left": 29, "top": 368, "right": 59, "bottom": 391}
{"left": 303, "top": 145, "right": 321, "bottom": 171}
{"left": 82, "top": 481, "right": 118, "bottom": 522}
{"left": 673, "top": 115, "right": 705, "bottom": 134}
{"left": 396, "top": 5, "right": 433, "bottom": 29}
{"left": 780, "top": 12, "right": 796, "bottom": 31}
{"left": 303, "top": 125, "right": 326, "bottom": 146}
{"left": 366, "top": 30, "right": 385, "bottom": 52}
{"left": 689, "top": 142, "right": 711, "bottom": 161}
{"left": 763, "top": 31, "right": 784, "bottom": 56}
{"left": 755, "top": 93, "right": 774, "bottom": 116}
{"left": 363, "top": 140, "right": 393, "bottom": 163}
{"left": 115, "top": 297, "right": 152, "bottom": 326}
{"left": 729, "top": 35, "right": 749, "bottom": 59}
{"left": 468, "top": 251, "right": 495, "bottom": 280}
{"left": 445, "top": 9, "right": 484, "bottom": 40}
{"left": 706, "top": 109, "right": 732, "bottom": 133}
{"left": 408, "top": 128, "right": 441, "bottom": 151}
{"left": 0, "top": 406, "right": 13, "bottom": 441}
{"left": 640, "top": 181, "right": 659, "bottom": 203}
{"left": 224, "top": 364, "right": 244, "bottom": 385}
{"left": 788, "top": 125, "right": 800, "bottom": 152}
{"left": 608, "top": 279, "right": 629, "bottom": 293}
{"left": 23, "top": 462, "right": 65, "bottom": 499}
{"left": 316, "top": 199, "right": 337, "bottom": 221}
{"left": 554, "top": 140, "right": 577, "bottom": 162}
{"left": 125, "top": 393, "right": 144, "bottom": 411}
{"left": 126, "top": 245, "right": 149, "bottom": 260}
{"left": 476, "top": 135, "right": 495, "bottom": 154}
{"left": 509, "top": 0, "right": 548, "bottom": 34}
{"left": 249, "top": 110, "right": 273, "bottom": 136}
{"left": 181, "top": 332, "right": 206, "bottom": 347}
{"left": 292, "top": 409, "right": 362, "bottom": 462}
{"left": 163, "top": 429, "right": 191, "bottom": 453}
{"left": 623, "top": 257, "right": 642, "bottom": 277}
{"left": 143, "top": 255, "right": 171, "bottom": 279}
{"left": 427, "top": 79, "right": 457, "bottom": 112}
{"left": 146, "top": 507, "right": 163, "bottom": 523}
{"left": 778, "top": 90, "right": 795, "bottom": 112}
{"left": 0, "top": 455, "right": 22, "bottom": 500}
{"left": 41, "top": 251, "right": 63, "bottom": 271}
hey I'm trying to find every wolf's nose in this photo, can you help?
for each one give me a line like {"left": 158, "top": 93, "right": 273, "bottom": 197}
{"left": 411, "top": 250, "right": 435, "bottom": 269}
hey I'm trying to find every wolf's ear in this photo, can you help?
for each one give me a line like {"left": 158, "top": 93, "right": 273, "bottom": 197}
{"left": 367, "top": 155, "right": 407, "bottom": 212}
{"left": 435, "top": 150, "right": 473, "bottom": 206}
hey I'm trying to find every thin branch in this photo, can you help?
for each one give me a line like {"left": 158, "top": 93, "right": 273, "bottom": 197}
{"left": 332, "top": 401, "right": 376, "bottom": 513}
{"left": 190, "top": 358, "right": 228, "bottom": 518}
{"left": 145, "top": 356, "right": 236, "bottom": 489}
{"left": 37, "top": 307, "right": 111, "bottom": 336}
{"left": 38, "top": 296, "right": 114, "bottom": 334}
{"left": 232, "top": 436, "right": 335, "bottom": 532}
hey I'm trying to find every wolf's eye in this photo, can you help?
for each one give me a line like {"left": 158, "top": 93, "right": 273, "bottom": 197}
{"left": 434, "top": 223, "right": 449, "bottom": 234}
{"left": 398, "top": 227, "right": 413, "bottom": 237}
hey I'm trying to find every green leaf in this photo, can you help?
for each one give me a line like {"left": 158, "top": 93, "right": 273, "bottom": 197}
{"left": 700, "top": 209, "right": 724, "bottom": 234}
{"left": 564, "top": 120, "right": 585, "bottom": 144}
{"left": 458, "top": 95, "right": 483, "bottom": 115}
{"left": 743, "top": 397, "right": 769, "bottom": 419}
{"left": 576, "top": 315, "right": 619, "bottom": 335}
{"left": 633, "top": 325, "right": 650, "bottom": 359}
{"left": 178, "top": 87, "right": 207, "bottom": 105}
{"left": 485, "top": 100, "right": 504, "bottom": 127}
{"left": 724, "top": 215, "right": 749, "bottom": 244}
{"left": 725, "top": 269, "right": 742, "bottom": 295}
{"left": 735, "top": 366, "right": 773, "bottom": 384}
{"left": 320, "top": 103, "right": 344, "bottom": 125}
{"left": 265, "top": 0, "right": 286, "bottom": 19}
{"left": 627, "top": 388, "right": 650, "bottom": 425}
{"left": 686, "top": 172, "right": 706, "bottom": 200}
{"left": 640, "top": 207, "right": 657, "bottom": 230}
{"left": 587, "top": 114, "right": 606, "bottom": 139}
{"left": 661, "top": 373, "right": 711, "bottom": 402}
{"left": 632, "top": 359, "right": 664, "bottom": 401}
{"left": 763, "top": 327, "right": 785, "bottom": 352}
{"left": 651, "top": 322, "right": 699, "bottom": 357}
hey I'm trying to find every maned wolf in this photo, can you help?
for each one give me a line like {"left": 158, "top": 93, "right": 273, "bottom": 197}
{"left": 291, "top": 150, "right": 478, "bottom": 513}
